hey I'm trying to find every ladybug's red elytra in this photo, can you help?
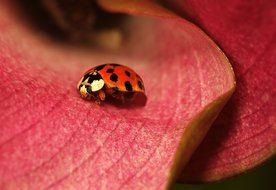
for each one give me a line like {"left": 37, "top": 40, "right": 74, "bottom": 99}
{"left": 77, "top": 63, "right": 145, "bottom": 104}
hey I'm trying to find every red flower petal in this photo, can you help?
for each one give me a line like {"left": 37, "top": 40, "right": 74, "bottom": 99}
{"left": 166, "top": 0, "right": 276, "bottom": 182}
{"left": 0, "top": 1, "right": 234, "bottom": 189}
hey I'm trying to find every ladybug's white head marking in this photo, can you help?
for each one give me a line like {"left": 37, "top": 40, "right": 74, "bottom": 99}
{"left": 91, "top": 79, "right": 105, "bottom": 92}
{"left": 79, "top": 85, "right": 88, "bottom": 97}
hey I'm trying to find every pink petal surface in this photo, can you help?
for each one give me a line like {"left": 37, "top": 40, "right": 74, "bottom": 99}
{"left": 0, "top": 1, "right": 234, "bottom": 189}
{"left": 166, "top": 0, "right": 276, "bottom": 182}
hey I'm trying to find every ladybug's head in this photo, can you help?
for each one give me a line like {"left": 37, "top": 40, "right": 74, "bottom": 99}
{"left": 77, "top": 70, "right": 105, "bottom": 98}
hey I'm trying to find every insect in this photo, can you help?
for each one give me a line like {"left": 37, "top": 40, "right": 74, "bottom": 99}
{"left": 77, "top": 63, "right": 145, "bottom": 104}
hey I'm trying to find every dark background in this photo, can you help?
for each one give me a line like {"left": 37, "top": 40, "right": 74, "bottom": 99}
{"left": 173, "top": 158, "right": 276, "bottom": 190}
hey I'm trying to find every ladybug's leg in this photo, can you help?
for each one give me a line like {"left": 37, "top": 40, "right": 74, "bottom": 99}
{"left": 91, "top": 93, "right": 102, "bottom": 105}
{"left": 98, "top": 90, "right": 106, "bottom": 101}
{"left": 109, "top": 88, "right": 125, "bottom": 103}
{"left": 86, "top": 93, "right": 100, "bottom": 104}
{"left": 95, "top": 99, "right": 101, "bottom": 105}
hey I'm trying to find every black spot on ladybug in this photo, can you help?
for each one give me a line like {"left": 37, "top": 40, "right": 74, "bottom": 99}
{"left": 95, "top": 65, "right": 105, "bottom": 71}
{"left": 109, "top": 63, "right": 120, "bottom": 67}
{"left": 82, "top": 73, "right": 91, "bottom": 82}
{"left": 125, "top": 70, "right": 131, "bottom": 77}
{"left": 88, "top": 72, "right": 102, "bottom": 83}
{"left": 125, "top": 81, "right": 133, "bottom": 91}
{"left": 138, "top": 80, "right": 144, "bottom": 90}
{"left": 87, "top": 76, "right": 93, "bottom": 83}
{"left": 110, "top": 73, "right": 118, "bottom": 82}
{"left": 86, "top": 86, "right": 92, "bottom": 93}
{"left": 106, "top": 68, "right": 114, "bottom": 73}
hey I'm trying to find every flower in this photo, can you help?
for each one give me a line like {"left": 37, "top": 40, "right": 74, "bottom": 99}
{"left": 0, "top": 0, "right": 274, "bottom": 189}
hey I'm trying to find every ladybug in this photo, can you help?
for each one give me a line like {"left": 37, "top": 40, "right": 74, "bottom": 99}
{"left": 77, "top": 63, "right": 145, "bottom": 104}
